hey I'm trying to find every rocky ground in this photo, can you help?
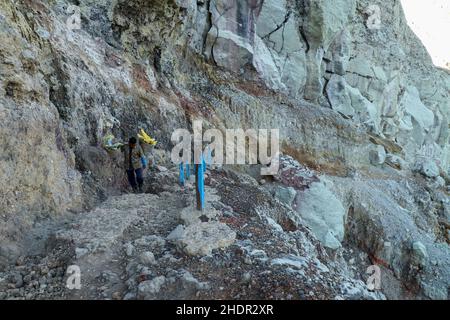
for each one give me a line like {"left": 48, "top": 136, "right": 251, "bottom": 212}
{"left": 1, "top": 155, "right": 448, "bottom": 300}
{"left": 0, "top": 0, "right": 449, "bottom": 300}
{"left": 0, "top": 162, "right": 386, "bottom": 300}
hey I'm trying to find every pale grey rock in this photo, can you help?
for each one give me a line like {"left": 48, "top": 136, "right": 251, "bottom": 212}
{"left": 255, "top": 0, "right": 290, "bottom": 52}
{"left": 21, "top": 49, "right": 36, "bottom": 61}
{"left": 346, "top": 85, "right": 380, "bottom": 133}
{"left": 419, "top": 160, "right": 440, "bottom": 178}
{"left": 303, "top": 0, "right": 356, "bottom": 101}
{"left": 293, "top": 180, "right": 346, "bottom": 249}
{"left": 177, "top": 222, "right": 236, "bottom": 256}
{"left": 139, "top": 252, "right": 156, "bottom": 266}
{"left": 272, "top": 186, "right": 297, "bottom": 207}
{"left": 265, "top": 217, "right": 284, "bottom": 233}
{"left": 180, "top": 207, "right": 219, "bottom": 226}
{"left": 205, "top": 0, "right": 307, "bottom": 97}
{"left": 271, "top": 255, "right": 308, "bottom": 269}
{"left": 421, "top": 282, "right": 448, "bottom": 300}
{"left": 255, "top": 0, "right": 307, "bottom": 97}
{"left": 412, "top": 241, "right": 428, "bottom": 266}
{"left": 399, "top": 86, "right": 435, "bottom": 131}
{"left": 252, "top": 35, "right": 285, "bottom": 91}
{"left": 242, "top": 272, "right": 251, "bottom": 283}
{"left": 443, "top": 200, "right": 450, "bottom": 222}
{"left": 35, "top": 27, "right": 50, "bottom": 39}
{"left": 326, "top": 74, "right": 355, "bottom": 118}
{"left": 123, "top": 292, "right": 136, "bottom": 300}
{"left": 304, "top": 49, "right": 326, "bottom": 102}
{"left": 331, "top": 175, "right": 450, "bottom": 300}
{"left": 209, "top": 29, "right": 254, "bottom": 72}
{"left": 380, "top": 76, "right": 402, "bottom": 118}
{"left": 156, "top": 166, "right": 168, "bottom": 172}
{"left": 325, "top": 30, "right": 352, "bottom": 76}
{"left": 434, "top": 176, "right": 446, "bottom": 188}
{"left": 179, "top": 271, "right": 210, "bottom": 291}
{"left": 346, "top": 56, "right": 377, "bottom": 79}
{"left": 303, "top": 0, "right": 356, "bottom": 51}
{"left": 0, "top": 0, "right": 449, "bottom": 301}
{"left": 386, "top": 154, "right": 408, "bottom": 170}
{"left": 166, "top": 225, "right": 185, "bottom": 241}
{"left": 205, "top": 0, "right": 256, "bottom": 72}
{"left": 124, "top": 243, "right": 134, "bottom": 257}
{"left": 174, "top": 0, "right": 196, "bottom": 11}
{"left": 339, "top": 280, "right": 384, "bottom": 300}
{"left": 75, "top": 248, "right": 89, "bottom": 259}
{"left": 326, "top": 75, "right": 380, "bottom": 132}
{"left": 137, "top": 276, "right": 166, "bottom": 299}
{"left": 10, "top": 272, "right": 23, "bottom": 289}
{"left": 369, "top": 145, "right": 387, "bottom": 165}
{"left": 55, "top": 195, "right": 153, "bottom": 260}
{"left": 134, "top": 235, "right": 166, "bottom": 249}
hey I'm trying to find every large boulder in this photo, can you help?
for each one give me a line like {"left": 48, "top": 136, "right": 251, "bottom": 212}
{"left": 326, "top": 75, "right": 380, "bottom": 132}
{"left": 293, "top": 180, "right": 346, "bottom": 249}
{"left": 399, "top": 86, "right": 435, "bottom": 132}
{"left": 176, "top": 221, "right": 236, "bottom": 256}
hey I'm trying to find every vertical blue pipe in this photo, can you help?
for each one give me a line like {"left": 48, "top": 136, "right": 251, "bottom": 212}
{"left": 198, "top": 156, "right": 205, "bottom": 210}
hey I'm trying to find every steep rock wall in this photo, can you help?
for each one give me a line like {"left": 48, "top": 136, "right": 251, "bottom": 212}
{"left": 0, "top": 0, "right": 449, "bottom": 298}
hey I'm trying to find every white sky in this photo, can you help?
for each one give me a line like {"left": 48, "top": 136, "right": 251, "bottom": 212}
{"left": 401, "top": 0, "right": 450, "bottom": 69}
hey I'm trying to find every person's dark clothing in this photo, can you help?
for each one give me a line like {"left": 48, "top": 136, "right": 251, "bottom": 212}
{"left": 122, "top": 143, "right": 145, "bottom": 192}
{"left": 126, "top": 167, "right": 144, "bottom": 192}
{"left": 123, "top": 144, "right": 145, "bottom": 170}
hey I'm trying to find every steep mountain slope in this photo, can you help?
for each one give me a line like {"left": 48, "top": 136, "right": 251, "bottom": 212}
{"left": 0, "top": 0, "right": 448, "bottom": 299}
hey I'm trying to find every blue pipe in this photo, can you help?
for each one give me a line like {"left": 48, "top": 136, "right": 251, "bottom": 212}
{"left": 179, "top": 162, "right": 185, "bottom": 186}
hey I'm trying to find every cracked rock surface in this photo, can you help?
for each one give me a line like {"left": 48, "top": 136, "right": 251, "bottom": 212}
{"left": 0, "top": 0, "right": 449, "bottom": 300}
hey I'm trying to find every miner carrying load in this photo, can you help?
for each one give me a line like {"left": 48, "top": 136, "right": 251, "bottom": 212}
{"left": 103, "top": 129, "right": 157, "bottom": 193}
{"left": 122, "top": 137, "right": 146, "bottom": 193}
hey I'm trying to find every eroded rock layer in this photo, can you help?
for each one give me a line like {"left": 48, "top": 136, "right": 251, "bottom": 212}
{"left": 0, "top": 0, "right": 448, "bottom": 300}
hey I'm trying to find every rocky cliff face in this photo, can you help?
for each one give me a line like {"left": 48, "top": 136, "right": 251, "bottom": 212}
{"left": 0, "top": 0, "right": 449, "bottom": 299}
